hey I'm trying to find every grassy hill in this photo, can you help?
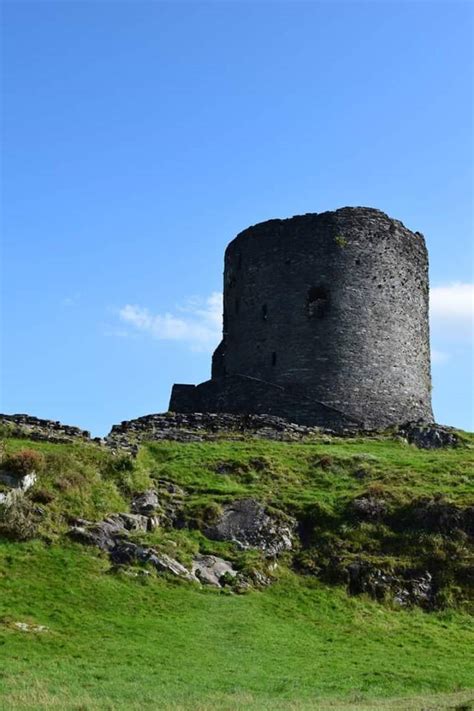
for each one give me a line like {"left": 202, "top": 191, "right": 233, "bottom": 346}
{"left": 0, "top": 428, "right": 473, "bottom": 710}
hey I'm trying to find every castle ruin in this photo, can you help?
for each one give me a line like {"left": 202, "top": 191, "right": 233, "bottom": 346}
{"left": 169, "top": 207, "right": 433, "bottom": 429}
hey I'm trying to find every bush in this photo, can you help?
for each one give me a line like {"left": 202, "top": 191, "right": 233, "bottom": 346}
{"left": 0, "top": 490, "right": 40, "bottom": 540}
{"left": 3, "top": 449, "right": 45, "bottom": 477}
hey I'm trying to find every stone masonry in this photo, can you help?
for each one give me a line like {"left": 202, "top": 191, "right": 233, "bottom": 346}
{"left": 170, "top": 207, "right": 433, "bottom": 429}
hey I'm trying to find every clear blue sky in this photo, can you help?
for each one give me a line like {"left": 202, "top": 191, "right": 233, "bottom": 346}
{"left": 2, "top": 1, "right": 473, "bottom": 436}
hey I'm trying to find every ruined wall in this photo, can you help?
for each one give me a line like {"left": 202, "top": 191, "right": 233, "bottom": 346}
{"left": 171, "top": 207, "right": 433, "bottom": 429}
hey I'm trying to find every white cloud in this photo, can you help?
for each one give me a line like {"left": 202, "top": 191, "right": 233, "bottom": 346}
{"left": 430, "top": 282, "right": 474, "bottom": 339}
{"left": 431, "top": 349, "right": 450, "bottom": 365}
{"left": 118, "top": 292, "right": 222, "bottom": 352}
{"left": 116, "top": 282, "right": 473, "bottom": 357}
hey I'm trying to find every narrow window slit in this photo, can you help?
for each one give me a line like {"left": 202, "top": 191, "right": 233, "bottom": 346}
{"left": 307, "top": 286, "right": 329, "bottom": 318}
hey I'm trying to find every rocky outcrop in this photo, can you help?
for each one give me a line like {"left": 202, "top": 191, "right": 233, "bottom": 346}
{"left": 0, "top": 471, "right": 37, "bottom": 492}
{"left": 191, "top": 554, "right": 238, "bottom": 587}
{"left": 204, "top": 499, "right": 295, "bottom": 557}
{"left": 105, "top": 412, "right": 329, "bottom": 451}
{"left": 69, "top": 514, "right": 242, "bottom": 588}
{"left": 348, "top": 495, "right": 388, "bottom": 523}
{"left": 131, "top": 490, "right": 159, "bottom": 516}
{"left": 398, "top": 421, "right": 460, "bottom": 449}
{"left": 0, "top": 414, "right": 97, "bottom": 445}
{"left": 396, "top": 498, "right": 474, "bottom": 537}
{"left": 110, "top": 543, "right": 196, "bottom": 582}
{"left": 347, "top": 562, "right": 434, "bottom": 608}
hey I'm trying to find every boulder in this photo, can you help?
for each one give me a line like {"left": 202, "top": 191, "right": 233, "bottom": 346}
{"left": 398, "top": 422, "right": 459, "bottom": 449}
{"left": 0, "top": 471, "right": 37, "bottom": 491}
{"left": 110, "top": 542, "right": 196, "bottom": 581}
{"left": 131, "top": 490, "right": 159, "bottom": 515}
{"left": 205, "top": 498, "right": 295, "bottom": 557}
{"left": 106, "top": 513, "right": 149, "bottom": 532}
{"left": 191, "top": 554, "right": 237, "bottom": 587}
{"left": 69, "top": 517, "right": 127, "bottom": 551}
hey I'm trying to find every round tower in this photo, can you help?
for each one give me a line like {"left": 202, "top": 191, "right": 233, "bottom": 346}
{"left": 170, "top": 207, "right": 433, "bottom": 429}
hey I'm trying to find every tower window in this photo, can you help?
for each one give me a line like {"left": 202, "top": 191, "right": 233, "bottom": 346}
{"left": 271, "top": 351, "right": 277, "bottom": 366}
{"left": 235, "top": 297, "right": 240, "bottom": 314}
{"left": 262, "top": 304, "right": 268, "bottom": 320}
{"left": 307, "top": 286, "right": 329, "bottom": 318}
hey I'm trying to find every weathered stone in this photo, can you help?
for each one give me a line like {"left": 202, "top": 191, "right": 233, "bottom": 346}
{"left": 105, "top": 412, "right": 326, "bottom": 449}
{"left": 131, "top": 490, "right": 159, "bottom": 515}
{"left": 347, "top": 562, "right": 434, "bottom": 607}
{"left": 191, "top": 554, "right": 237, "bottom": 587}
{"left": 349, "top": 495, "right": 388, "bottom": 522}
{"left": 147, "top": 515, "right": 160, "bottom": 532}
{"left": 169, "top": 207, "right": 433, "bottom": 430}
{"left": 204, "top": 498, "right": 295, "bottom": 557}
{"left": 110, "top": 543, "right": 196, "bottom": 581}
{"left": 147, "top": 552, "right": 196, "bottom": 581}
{"left": 398, "top": 421, "right": 459, "bottom": 449}
{"left": 109, "top": 541, "right": 150, "bottom": 565}
{"left": 106, "top": 513, "right": 149, "bottom": 532}
{"left": 0, "top": 471, "right": 37, "bottom": 491}
{"left": 0, "top": 413, "right": 92, "bottom": 445}
{"left": 69, "top": 517, "right": 127, "bottom": 551}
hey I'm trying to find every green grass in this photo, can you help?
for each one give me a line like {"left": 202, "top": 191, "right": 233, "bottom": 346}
{"left": 1, "top": 541, "right": 473, "bottom": 710}
{"left": 0, "top": 431, "right": 473, "bottom": 709}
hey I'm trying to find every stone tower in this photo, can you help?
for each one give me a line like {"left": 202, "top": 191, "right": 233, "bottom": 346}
{"left": 170, "top": 207, "right": 433, "bottom": 429}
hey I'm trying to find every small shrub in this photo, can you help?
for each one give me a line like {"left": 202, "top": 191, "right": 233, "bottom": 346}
{"left": 0, "top": 490, "right": 40, "bottom": 540}
{"left": 314, "top": 454, "right": 333, "bottom": 471}
{"left": 3, "top": 449, "right": 45, "bottom": 477}
{"left": 31, "top": 488, "right": 55, "bottom": 504}
{"left": 334, "top": 234, "right": 347, "bottom": 248}
{"left": 184, "top": 501, "right": 223, "bottom": 529}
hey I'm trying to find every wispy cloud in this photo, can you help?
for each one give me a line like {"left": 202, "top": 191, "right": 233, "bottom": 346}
{"left": 118, "top": 292, "right": 222, "bottom": 352}
{"left": 430, "top": 282, "right": 473, "bottom": 339}
{"left": 115, "top": 282, "right": 473, "bottom": 359}
{"left": 431, "top": 349, "right": 450, "bottom": 365}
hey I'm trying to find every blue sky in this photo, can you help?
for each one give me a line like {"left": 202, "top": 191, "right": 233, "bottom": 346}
{"left": 2, "top": 1, "right": 473, "bottom": 436}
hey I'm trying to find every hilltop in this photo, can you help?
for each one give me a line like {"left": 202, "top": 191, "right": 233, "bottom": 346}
{"left": 0, "top": 413, "right": 473, "bottom": 710}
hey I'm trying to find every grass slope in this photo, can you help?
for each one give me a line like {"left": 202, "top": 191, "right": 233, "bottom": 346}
{"left": 0, "top": 431, "right": 473, "bottom": 709}
{"left": 1, "top": 541, "right": 473, "bottom": 711}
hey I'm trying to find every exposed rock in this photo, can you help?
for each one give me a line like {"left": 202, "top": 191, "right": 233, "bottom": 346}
{"left": 106, "top": 513, "right": 149, "bottom": 532}
{"left": 69, "top": 517, "right": 126, "bottom": 551}
{"left": 247, "top": 569, "right": 273, "bottom": 587}
{"left": 12, "top": 621, "right": 48, "bottom": 633}
{"left": 149, "top": 552, "right": 196, "bottom": 581}
{"left": 191, "top": 554, "right": 237, "bottom": 587}
{"left": 347, "top": 562, "right": 433, "bottom": 607}
{"left": 131, "top": 490, "right": 159, "bottom": 515}
{"left": 0, "top": 413, "right": 97, "bottom": 445}
{"left": 398, "top": 421, "right": 459, "bottom": 449}
{"left": 147, "top": 515, "right": 160, "bottom": 532}
{"left": 399, "top": 497, "right": 472, "bottom": 536}
{"left": 0, "top": 471, "right": 37, "bottom": 492}
{"left": 204, "top": 498, "right": 295, "bottom": 557}
{"left": 155, "top": 479, "right": 186, "bottom": 527}
{"left": 349, "top": 495, "right": 387, "bottom": 522}
{"left": 105, "top": 412, "right": 330, "bottom": 450}
{"left": 110, "top": 542, "right": 196, "bottom": 581}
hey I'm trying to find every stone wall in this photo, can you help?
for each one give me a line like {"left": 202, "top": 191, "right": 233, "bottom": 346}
{"left": 0, "top": 414, "right": 95, "bottom": 444}
{"left": 170, "top": 207, "right": 433, "bottom": 429}
{"left": 105, "top": 411, "right": 332, "bottom": 450}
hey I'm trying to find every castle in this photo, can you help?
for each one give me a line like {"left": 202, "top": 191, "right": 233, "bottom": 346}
{"left": 169, "top": 207, "right": 433, "bottom": 429}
